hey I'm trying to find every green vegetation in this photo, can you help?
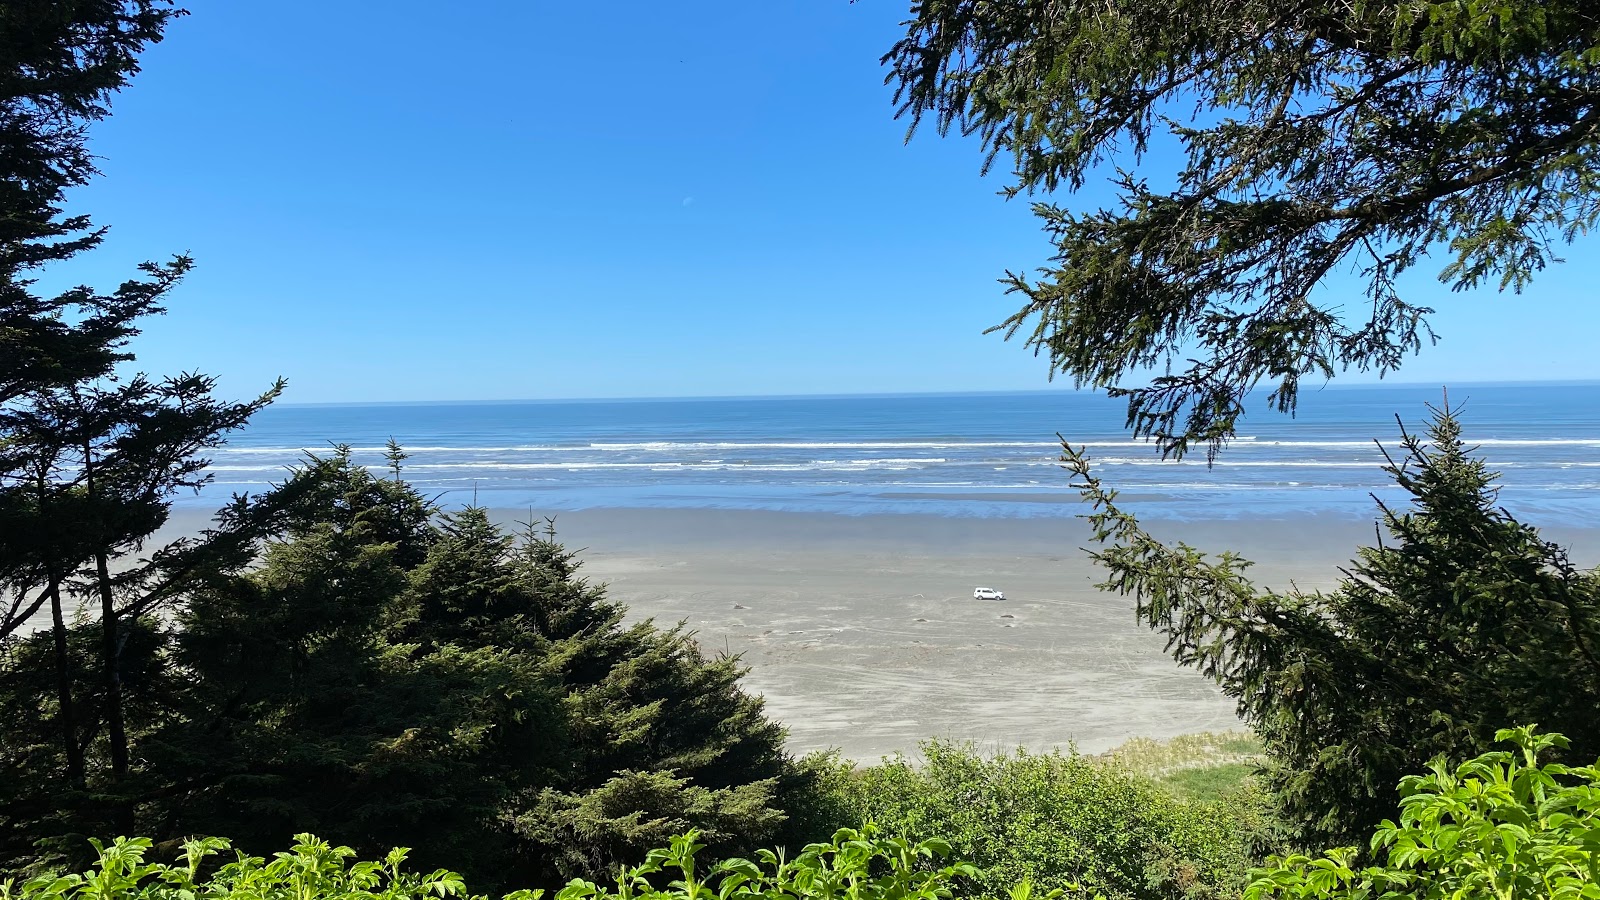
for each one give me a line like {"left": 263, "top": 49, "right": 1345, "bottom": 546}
{"left": 1157, "top": 766, "right": 1260, "bottom": 806}
{"left": 8, "top": 732, "right": 1593, "bottom": 900}
{"left": 1, "top": 0, "right": 283, "bottom": 855}
{"left": 0, "top": 827, "right": 996, "bottom": 900}
{"left": 1247, "top": 727, "right": 1600, "bottom": 899}
{"left": 0, "top": 452, "right": 809, "bottom": 886}
{"left": 885, "top": 1, "right": 1600, "bottom": 455}
{"left": 6, "top": 4, "right": 1600, "bottom": 899}
{"left": 811, "top": 741, "right": 1271, "bottom": 900}
{"left": 1098, "top": 733, "right": 1263, "bottom": 777}
{"left": 1063, "top": 405, "right": 1600, "bottom": 851}
{"left": 1097, "top": 733, "right": 1265, "bottom": 803}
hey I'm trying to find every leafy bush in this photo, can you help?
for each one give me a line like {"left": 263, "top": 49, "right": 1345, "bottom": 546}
{"left": 0, "top": 827, "right": 1006, "bottom": 900}
{"left": 816, "top": 741, "right": 1270, "bottom": 900}
{"left": 1247, "top": 726, "right": 1600, "bottom": 899}
{"left": 2, "top": 836, "right": 471, "bottom": 900}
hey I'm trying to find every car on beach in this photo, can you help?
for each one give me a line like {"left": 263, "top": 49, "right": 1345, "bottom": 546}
{"left": 973, "top": 587, "right": 1005, "bottom": 601}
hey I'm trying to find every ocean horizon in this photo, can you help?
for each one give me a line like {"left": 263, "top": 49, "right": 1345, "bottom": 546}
{"left": 190, "top": 383, "right": 1600, "bottom": 525}
{"left": 267, "top": 378, "right": 1600, "bottom": 408}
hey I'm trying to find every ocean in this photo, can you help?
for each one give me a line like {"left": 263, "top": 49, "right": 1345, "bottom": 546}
{"left": 199, "top": 384, "right": 1600, "bottom": 524}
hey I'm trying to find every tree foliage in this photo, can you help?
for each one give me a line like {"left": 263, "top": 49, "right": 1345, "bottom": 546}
{"left": 886, "top": 1, "right": 1600, "bottom": 455}
{"left": 1060, "top": 404, "right": 1600, "bottom": 850}
{"left": 1, "top": 0, "right": 206, "bottom": 645}
{"left": 1, "top": 0, "right": 287, "bottom": 852}
{"left": 2, "top": 451, "right": 807, "bottom": 888}
{"left": 0, "top": 0, "right": 184, "bottom": 399}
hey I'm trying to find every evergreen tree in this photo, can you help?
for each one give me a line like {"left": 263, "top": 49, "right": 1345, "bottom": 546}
{"left": 151, "top": 453, "right": 802, "bottom": 889}
{"left": 158, "top": 454, "right": 561, "bottom": 881}
{"left": 505, "top": 520, "right": 792, "bottom": 883}
{"left": 885, "top": 1, "right": 1600, "bottom": 456}
{"left": 1061, "top": 403, "right": 1600, "bottom": 850}
{"left": 1, "top": 0, "right": 183, "bottom": 405}
{"left": 0, "top": 369, "right": 280, "bottom": 861}
{"left": 1, "top": 0, "right": 283, "bottom": 860}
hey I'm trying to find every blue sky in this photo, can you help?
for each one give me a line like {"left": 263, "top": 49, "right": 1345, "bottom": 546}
{"left": 47, "top": 1, "right": 1600, "bottom": 404}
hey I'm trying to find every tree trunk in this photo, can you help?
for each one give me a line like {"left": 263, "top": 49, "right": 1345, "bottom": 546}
{"left": 47, "top": 573, "right": 85, "bottom": 785}
{"left": 96, "top": 548, "right": 129, "bottom": 779}
{"left": 82, "top": 436, "right": 130, "bottom": 786}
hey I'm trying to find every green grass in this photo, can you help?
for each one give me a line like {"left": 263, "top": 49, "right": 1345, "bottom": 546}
{"left": 1095, "top": 731, "right": 1264, "bottom": 803}
{"left": 1159, "top": 762, "right": 1258, "bottom": 801}
{"left": 1097, "top": 731, "right": 1263, "bottom": 776}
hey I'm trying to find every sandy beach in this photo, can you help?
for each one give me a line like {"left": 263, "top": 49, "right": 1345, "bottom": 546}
{"left": 32, "top": 503, "right": 1599, "bottom": 763}
{"left": 476, "top": 507, "right": 1371, "bottom": 761}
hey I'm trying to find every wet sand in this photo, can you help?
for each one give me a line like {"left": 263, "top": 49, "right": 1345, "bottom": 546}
{"left": 473, "top": 508, "right": 1369, "bottom": 761}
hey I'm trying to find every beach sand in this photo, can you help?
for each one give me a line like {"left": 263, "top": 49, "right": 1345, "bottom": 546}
{"left": 31, "top": 504, "right": 1596, "bottom": 762}
{"left": 474, "top": 508, "right": 1371, "bottom": 761}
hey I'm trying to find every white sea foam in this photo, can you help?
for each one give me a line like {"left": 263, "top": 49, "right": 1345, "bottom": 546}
{"left": 210, "top": 454, "right": 1586, "bottom": 475}
{"left": 584, "top": 440, "right": 1066, "bottom": 451}
{"left": 207, "top": 464, "right": 293, "bottom": 472}
{"left": 1244, "top": 438, "right": 1600, "bottom": 448}
{"left": 1093, "top": 458, "right": 1379, "bottom": 468}
{"left": 397, "top": 458, "right": 951, "bottom": 472}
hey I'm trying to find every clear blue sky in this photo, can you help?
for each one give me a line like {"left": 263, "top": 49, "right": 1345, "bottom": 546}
{"left": 48, "top": 0, "right": 1600, "bottom": 404}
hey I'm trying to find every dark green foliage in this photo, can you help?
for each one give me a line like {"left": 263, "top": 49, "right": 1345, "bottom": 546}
{"left": 886, "top": 1, "right": 1600, "bottom": 456}
{"left": 0, "top": 613, "right": 182, "bottom": 864}
{"left": 0, "top": 1, "right": 180, "bottom": 251}
{"left": 0, "top": 366, "right": 281, "bottom": 850}
{"left": 154, "top": 455, "right": 549, "bottom": 877}
{"left": 516, "top": 771, "right": 787, "bottom": 885}
{"left": 127, "top": 452, "right": 800, "bottom": 889}
{"left": 1247, "top": 727, "right": 1599, "bottom": 899}
{"left": 0, "top": 0, "right": 184, "bottom": 403}
{"left": 2, "top": 2, "right": 284, "bottom": 857}
{"left": 2, "top": 0, "right": 206, "bottom": 645}
{"left": 815, "top": 741, "right": 1268, "bottom": 900}
{"left": 1062, "top": 405, "right": 1600, "bottom": 850}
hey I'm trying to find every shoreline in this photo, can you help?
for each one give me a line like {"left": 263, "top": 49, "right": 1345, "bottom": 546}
{"left": 33, "top": 504, "right": 1600, "bottom": 762}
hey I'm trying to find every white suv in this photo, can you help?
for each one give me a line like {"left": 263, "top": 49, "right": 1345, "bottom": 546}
{"left": 973, "top": 587, "right": 1005, "bottom": 601}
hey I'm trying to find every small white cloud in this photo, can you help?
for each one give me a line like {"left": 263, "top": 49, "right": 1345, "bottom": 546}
{"left": 681, "top": 196, "right": 694, "bottom": 207}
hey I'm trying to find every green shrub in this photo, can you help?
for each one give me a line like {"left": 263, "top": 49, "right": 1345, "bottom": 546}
{"left": 820, "top": 741, "right": 1269, "bottom": 900}
{"left": 1, "top": 835, "right": 476, "bottom": 900}
{"left": 0, "top": 827, "right": 1014, "bottom": 900}
{"left": 1246, "top": 726, "right": 1600, "bottom": 899}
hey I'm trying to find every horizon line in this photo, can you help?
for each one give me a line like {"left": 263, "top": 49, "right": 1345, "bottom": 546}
{"left": 270, "top": 378, "right": 1600, "bottom": 409}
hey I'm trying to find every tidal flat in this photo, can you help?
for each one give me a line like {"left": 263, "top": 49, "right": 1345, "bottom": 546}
{"left": 480, "top": 507, "right": 1370, "bottom": 761}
